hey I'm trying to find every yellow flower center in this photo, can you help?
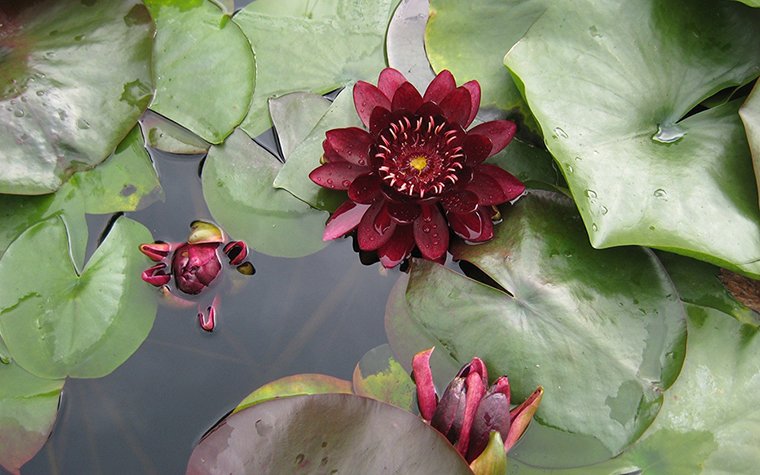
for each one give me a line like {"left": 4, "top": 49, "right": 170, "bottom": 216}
{"left": 410, "top": 156, "right": 427, "bottom": 171}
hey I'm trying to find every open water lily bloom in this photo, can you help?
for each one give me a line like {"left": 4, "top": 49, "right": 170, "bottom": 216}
{"left": 309, "top": 68, "right": 525, "bottom": 268}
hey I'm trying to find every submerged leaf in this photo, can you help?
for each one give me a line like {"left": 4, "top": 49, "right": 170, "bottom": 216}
{"left": 352, "top": 344, "right": 416, "bottom": 411}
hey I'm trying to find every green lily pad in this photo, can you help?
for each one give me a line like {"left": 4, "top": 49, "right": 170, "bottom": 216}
{"left": 504, "top": 0, "right": 760, "bottom": 277}
{"left": 234, "top": 374, "right": 352, "bottom": 413}
{"left": 202, "top": 129, "right": 329, "bottom": 258}
{"left": 385, "top": 191, "right": 688, "bottom": 468}
{"left": 0, "top": 0, "right": 154, "bottom": 195}
{"left": 144, "top": 0, "right": 254, "bottom": 144}
{"left": 187, "top": 394, "right": 473, "bottom": 474}
{"left": 139, "top": 109, "right": 210, "bottom": 155}
{"left": 273, "top": 85, "right": 361, "bottom": 212}
{"left": 0, "top": 181, "right": 86, "bottom": 270}
{"left": 0, "top": 215, "right": 157, "bottom": 379}
{"left": 507, "top": 304, "right": 760, "bottom": 475}
{"left": 352, "top": 344, "right": 416, "bottom": 411}
{"left": 269, "top": 92, "right": 332, "bottom": 161}
{"left": 424, "top": 0, "right": 549, "bottom": 142}
{"left": 740, "top": 81, "right": 760, "bottom": 205}
{"left": 386, "top": 0, "right": 435, "bottom": 91}
{"left": 0, "top": 361, "right": 64, "bottom": 475}
{"left": 233, "top": 0, "right": 399, "bottom": 138}
{"left": 70, "top": 125, "right": 164, "bottom": 214}
{"left": 656, "top": 251, "right": 760, "bottom": 326}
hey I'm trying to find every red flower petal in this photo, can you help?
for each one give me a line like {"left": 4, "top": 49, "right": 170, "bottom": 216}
{"left": 323, "top": 201, "right": 370, "bottom": 241}
{"left": 468, "top": 120, "right": 516, "bottom": 157}
{"left": 139, "top": 242, "right": 173, "bottom": 262}
{"left": 348, "top": 173, "right": 382, "bottom": 203}
{"left": 377, "top": 224, "right": 415, "bottom": 268}
{"left": 392, "top": 82, "right": 423, "bottom": 114}
{"left": 440, "top": 190, "right": 479, "bottom": 214}
{"left": 378, "top": 68, "right": 407, "bottom": 100}
{"left": 322, "top": 139, "right": 343, "bottom": 163}
{"left": 369, "top": 107, "right": 391, "bottom": 137}
{"left": 387, "top": 201, "right": 421, "bottom": 224}
{"left": 416, "top": 101, "right": 444, "bottom": 119}
{"left": 455, "top": 370, "right": 487, "bottom": 458}
{"left": 462, "top": 133, "right": 492, "bottom": 166}
{"left": 310, "top": 163, "right": 368, "bottom": 190}
{"left": 412, "top": 347, "right": 438, "bottom": 421}
{"left": 142, "top": 264, "right": 171, "bottom": 287}
{"left": 466, "top": 170, "right": 509, "bottom": 206}
{"left": 472, "top": 208, "right": 495, "bottom": 242}
{"left": 413, "top": 204, "right": 449, "bottom": 260}
{"left": 447, "top": 209, "right": 485, "bottom": 241}
{"left": 423, "top": 69, "right": 456, "bottom": 105}
{"left": 325, "top": 128, "right": 373, "bottom": 166}
{"left": 358, "top": 200, "right": 396, "bottom": 251}
{"left": 461, "top": 80, "right": 481, "bottom": 127}
{"left": 354, "top": 81, "right": 391, "bottom": 128}
{"left": 476, "top": 164, "right": 525, "bottom": 201}
{"left": 439, "top": 87, "right": 472, "bottom": 127}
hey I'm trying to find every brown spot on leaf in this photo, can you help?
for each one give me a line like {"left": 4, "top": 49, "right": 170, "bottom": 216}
{"left": 718, "top": 268, "right": 760, "bottom": 313}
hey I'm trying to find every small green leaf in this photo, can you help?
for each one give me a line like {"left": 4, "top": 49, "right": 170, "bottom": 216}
{"left": 202, "top": 129, "right": 329, "bottom": 258}
{"left": 470, "top": 432, "right": 508, "bottom": 475}
{"left": 0, "top": 361, "right": 64, "bottom": 475}
{"left": 139, "top": 109, "right": 210, "bottom": 155}
{"left": 70, "top": 125, "right": 164, "bottom": 214}
{"left": 0, "top": 0, "right": 154, "bottom": 194}
{"left": 352, "top": 344, "right": 416, "bottom": 411}
{"left": 235, "top": 374, "right": 352, "bottom": 413}
{"left": 0, "top": 216, "right": 157, "bottom": 379}
{"left": 144, "top": 0, "right": 254, "bottom": 143}
{"left": 188, "top": 394, "right": 473, "bottom": 474}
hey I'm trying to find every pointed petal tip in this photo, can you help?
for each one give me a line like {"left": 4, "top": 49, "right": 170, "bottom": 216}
{"left": 412, "top": 347, "right": 438, "bottom": 421}
{"left": 505, "top": 386, "right": 544, "bottom": 452}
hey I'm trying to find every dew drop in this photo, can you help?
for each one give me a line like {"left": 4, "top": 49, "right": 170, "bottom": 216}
{"left": 341, "top": 180, "right": 350, "bottom": 187}
{"left": 326, "top": 178, "right": 333, "bottom": 185}
{"left": 575, "top": 156, "right": 582, "bottom": 161}
{"left": 592, "top": 223, "right": 598, "bottom": 231}
{"left": 77, "top": 118, "right": 90, "bottom": 129}
{"left": 0, "top": 355, "right": 9, "bottom": 365}
{"left": 295, "top": 454, "right": 305, "bottom": 464}
{"left": 36, "top": 90, "right": 45, "bottom": 96}
{"left": 653, "top": 188, "right": 667, "bottom": 199}
{"left": 652, "top": 124, "right": 685, "bottom": 144}
{"left": 553, "top": 127, "right": 568, "bottom": 139}
{"left": 74, "top": 34, "right": 85, "bottom": 41}
{"left": 422, "top": 224, "right": 431, "bottom": 233}
{"left": 13, "top": 110, "right": 24, "bottom": 118}
{"left": 20, "top": 96, "right": 27, "bottom": 102}
{"left": 585, "top": 189, "right": 597, "bottom": 198}
{"left": 321, "top": 457, "right": 329, "bottom": 466}
{"left": 600, "top": 206, "right": 608, "bottom": 215}
{"left": 566, "top": 165, "right": 574, "bottom": 173}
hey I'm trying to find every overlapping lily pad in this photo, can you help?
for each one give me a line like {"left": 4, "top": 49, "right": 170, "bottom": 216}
{"left": 234, "top": 374, "right": 352, "bottom": 413}
{"left": 0, "top": 361, "right": 64, "bottom": 475}
{"left": 233, "top": 0, "right": 399, "bottom": 138}
{"left": 202, "top": 129, "right": 329, "bottom": 257}
{"left": 352, "top": 344, "right": 415, "bottom": 411}
{"left": 70, "top": 125, "right": 163, "bottom": 214}
{"left": 144, "top": 0, "right": 254, "bottom": 144}
{"left": 504, "top": 0, "right": 760, "bottom": 277}
{"left": 740, "top": 81, "right": 760, "bottom": 204}
{"left": 139, "top": 109, "right": 210, "bottom": 155}
{"left": 0, "top": 0, "right": 154, "bottom": 195}
{"left": 0, "top": 216, "right": 157, "bottom": 379}
{"left": 187, "top": 394, "right": 473, "bottom": 474}
{"left": 385, "top": 190, "right": 688, "bottom": 467}
{"left": 269, "top": 92, "right": 332, "bottom": 161}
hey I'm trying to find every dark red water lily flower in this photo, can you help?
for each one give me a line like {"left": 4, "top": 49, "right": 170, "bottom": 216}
{"left": 412, "top": 347, "right": 543, "bottom": 465}
{"left": 309, "top": 68, "right": 525, "bottom": 267}
{"left": 139, "top": 221, "right": 254, "bottom": 331}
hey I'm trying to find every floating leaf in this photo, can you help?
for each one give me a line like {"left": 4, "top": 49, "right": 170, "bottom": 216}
{"left": 386, "top": 0, "right": 436, "bottom": 91}
{"left": 269, "top": 92, "right": 331, "bottom": 161}
{"left": 0, "top": 216, "right": 157, "bottom": 379}
{"left": 70, "top": 125, "right": 163, "bottom": 214}
{"left": 144, "top": 0, "right": 254, "bottom": 143}
{"left": 352, "top": 344, "right": 416, "bottom": 411}
{"left": 386, "top": 191, "right": 688, "bottom": 468}
{"left": 505, "top": 0, "right": 760, "bottom": 277}
{"left": 139, "top": 109, "right": 210, "bottom": 155}
{"left": 233, "top": 0, "right": 399, "bottom": 137}
{"left": 187, "top": 394, "right": 473, "bottom": 474}
{"left": 234, "top": 374, "right": 352, "bottom": 413}
{"left": 0, "top": 0, "right": 154, "bottom": 194}
{"left": 740, "top": 81, "right": 760, "bottom": 205}
{"left": 202, "top": 129, "right": 329, "bottom": 258}
{"left": 273, "top": 86, "right": 361, "bottom": 212}
{"left": 0, "top": 361, "right": 64, "bottom": 475}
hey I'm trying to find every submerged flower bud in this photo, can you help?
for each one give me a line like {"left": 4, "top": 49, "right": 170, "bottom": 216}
{"left": 171, "top": 242, "right": 222, "bottom": 295}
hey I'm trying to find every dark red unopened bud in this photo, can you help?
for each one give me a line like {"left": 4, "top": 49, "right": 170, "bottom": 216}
{"left": 172, "top": 242, "right": 222, "bottom": 295}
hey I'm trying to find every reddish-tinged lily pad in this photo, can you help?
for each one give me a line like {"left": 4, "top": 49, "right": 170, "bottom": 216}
{"left": 352, "top": 344, "right": 416, "bottom": 411}
{"left": 234, "top": 374, "right": 352, "bottom": 413}
{"left": 386, "top": 190, "right": 688, "bottom": 468}
{"left": 187, "top": 394, "right": 474, "bottom": 474}
{"left": 0, "top": 0, "right": 154, "bottom": 194}
{"left": 0, "top": 360, "right": 64, "bottom": 475}
{"left": 0, "top": 215, "right": 157, "bottom": 379}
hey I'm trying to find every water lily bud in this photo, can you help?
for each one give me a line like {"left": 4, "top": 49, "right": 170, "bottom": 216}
{"left": 141, "top": 263, "right": 171, "bottom": 286}
{"left": 139, "top": 242, "right": 172, "bottom": 262}
{"left": 172, "top": 242, "right": 222, "bottom": 295}
{"left": 223, "top": 240, "right": 248, "bottom": 266}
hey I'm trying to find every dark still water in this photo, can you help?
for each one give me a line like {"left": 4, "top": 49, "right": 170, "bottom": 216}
{"left": 10, "top": 149, "right": 400, "bottom": 474}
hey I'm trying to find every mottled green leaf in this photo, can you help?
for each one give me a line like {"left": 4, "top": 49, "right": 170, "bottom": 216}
{"left": 187, "top": 394, "right": 473, "bottom": 474}
{"left": 234, "top": 374, "right": 352, "bottom": 413}
{"left": 202, "top": 129, "right": 329, "bottom": 257}
{"left": 144, "top": 0, "right": 254, "bottom": 143}
{"left": 386, "top": 191, "right": 688, "bottom": 468}
{"left": 352, "top": 344, "right": 415, "bottom": 411}
{"left": 70, "top": 125, "right": 163, "bottom": 214}
{"left": 0, "top": 216, "right": 157, "bottom": 379}
{"left": 0, "top": 0, "right": 154, "bottom": 194}
{"left": 504, "top": 0, "right": 760, "bottom": 277}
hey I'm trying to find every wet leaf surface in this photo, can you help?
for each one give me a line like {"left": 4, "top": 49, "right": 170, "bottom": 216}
{"left": 234, "top": 374, "right": 352, "bottom": 413}
{"left": 139, "top": 109, "right": 210, "bottom": 155}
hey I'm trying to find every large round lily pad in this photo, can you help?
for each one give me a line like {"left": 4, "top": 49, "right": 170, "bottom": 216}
{"left": 0, "top": 0, "right": 154, "bottom": 194}
{"left": 385, "top": 190, "right": 688, "bottom": 467}
{"left": 504, "top": 0, "right": 760, "bottom": 277}
{"left": 187, "top": 393, "right": 473, "bottom": 474}
{"left": 0, "top": 215, "right": 157, "bottom": 379}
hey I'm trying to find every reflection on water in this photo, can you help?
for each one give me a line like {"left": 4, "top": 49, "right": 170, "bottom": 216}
{"left": 15, "top": 149, "right": 399, "bottom": 474}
